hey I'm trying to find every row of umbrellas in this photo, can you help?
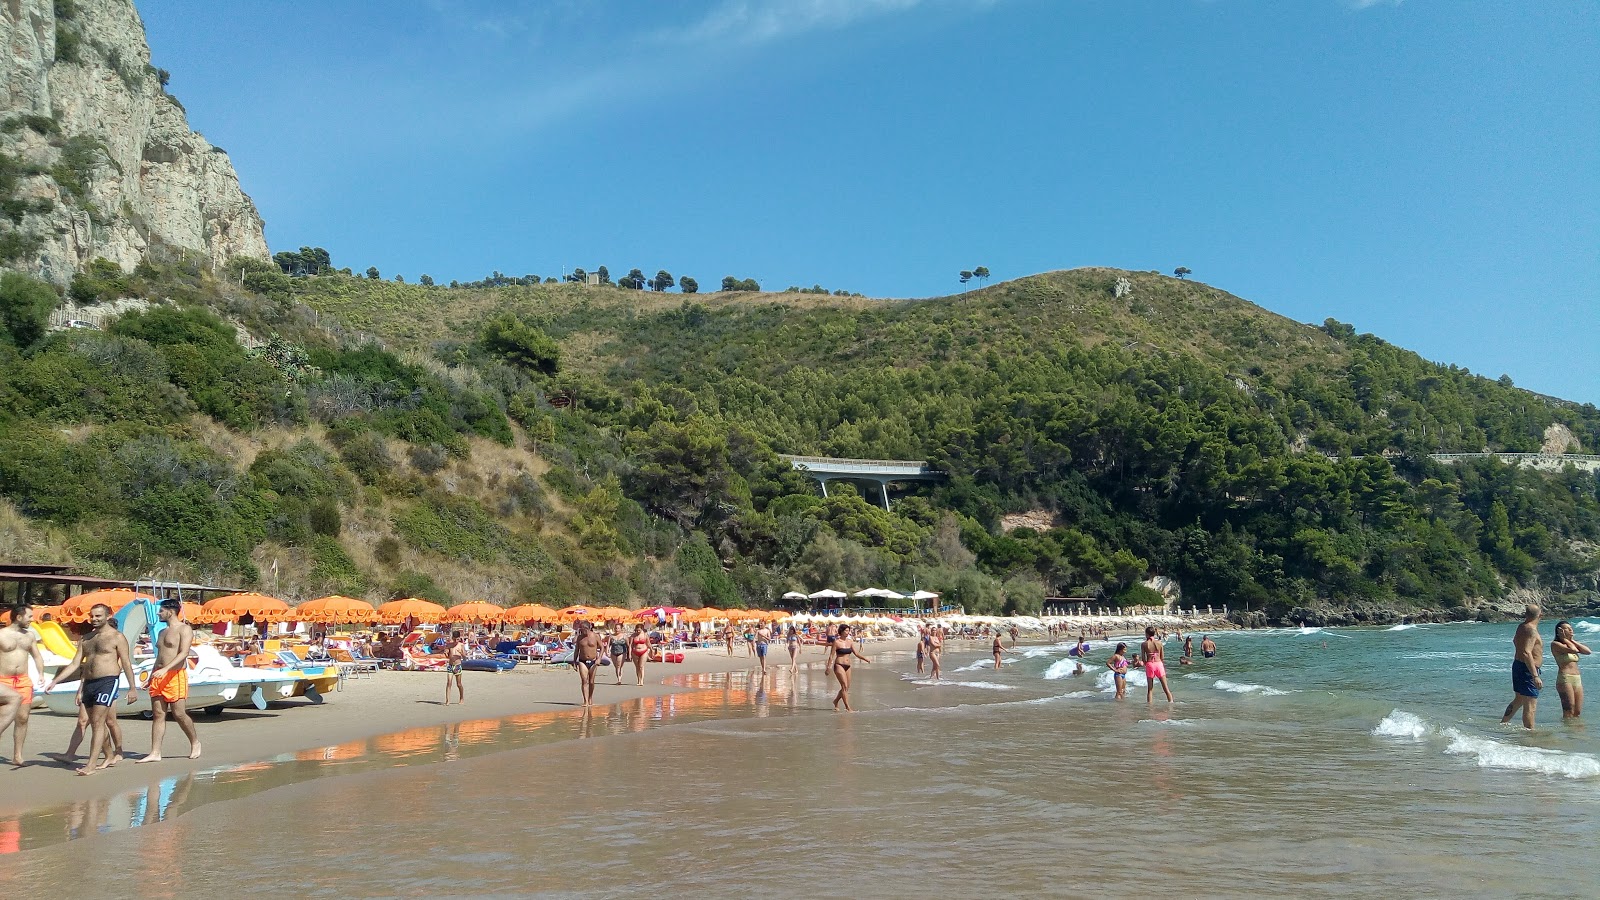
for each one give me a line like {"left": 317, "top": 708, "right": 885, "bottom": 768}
{"left": 4, "top": 591, "right": 799, "bottom": 628}
{"left": 782, "top": 588, "right": 941, "bottom": 601}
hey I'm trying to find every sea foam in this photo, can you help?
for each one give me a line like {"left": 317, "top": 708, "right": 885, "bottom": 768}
{"left": 1387, "top": 624, "right": 1419, "bottom": 631}
{"left": 1211, "top": 679, "right": 1289, "bottom": 696}
{"left": 1043, "top": 657, "right": 1092, "bottom": 680}
{"left": 1372, "top": 709, "right": 1431, "bottom": 741}
{"left": 1441, "top": 729, "right": 1600, "bottom": 780}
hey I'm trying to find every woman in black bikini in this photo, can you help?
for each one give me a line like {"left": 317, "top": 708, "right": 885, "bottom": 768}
{"left": 830, "top": 624, "right": 871, "bottom": 712}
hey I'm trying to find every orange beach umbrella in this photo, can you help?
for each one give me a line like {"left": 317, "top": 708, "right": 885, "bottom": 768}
{"left": 377, "top": 598, "right": 446, "bottom": 624}
{"left": 502, "top": 604, "right": 558, "bottom": 623}
{"left": 555, "top": 605, "right": 594, "bottom": 622}
{"left": 442, "top": 601, "right": 505, "bottom": 624}
{"left": 55, "top": 589, "right": 155, "bottom": 623}
{"left": 296, "top": 595, "right": 379, "bottom": 624}
{"left": 201, "top": 592, "right": 292, "bottom": 624}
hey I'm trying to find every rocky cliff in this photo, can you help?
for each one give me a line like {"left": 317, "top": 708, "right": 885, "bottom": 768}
{"left": 0, "top": 0, "right": 267, "bottom": 284}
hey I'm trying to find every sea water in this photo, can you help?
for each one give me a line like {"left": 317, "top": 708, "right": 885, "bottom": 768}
{"left": 4, "top": 622, "right": 1598, "bottom": 898}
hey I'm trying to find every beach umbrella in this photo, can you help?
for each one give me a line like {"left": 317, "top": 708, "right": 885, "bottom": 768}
{"left": 635, "top": 605, "right": 684, "bottom": 620}
{"left": 780, "top": 591, "right": 809, "bottom": 601}
{"left": 593, "top": 606, "right": 633, "bottom": 622}
{"left": 377, "top": 597, "right": 446, "bottom": 624}
{"left": 807, "top": 589, "right": 847, "bottom": 600}
{"left": 442, "top": 601, "right": 506, "bottom": 624}
{"left": 555, "top": 605, "right": 594, "bottom": 622}
{"left": 56, "top": 589, "right": 153, "bottom": 623}
{"left": 503, "top": 603, "right": 558, "bottom": 623}
{"left": 906, "top": 590, "right": 940, "bottom": 601}
{"left": 852, "top": 588, "right": 886, "bottom": 598}
{"left": 1, "top": 604, "right": 65, "bottom": 624}
{"left": 877, "top": 590, "right": 906, "bottom": 600}
{"left": 684, "top": 607, "right": 724, "bottom": 622}
{"left": 203, "top": 592, "right": 292, "bottom": 623}
{"left": 297, "top": 595, "right": 379, "bottom": 624}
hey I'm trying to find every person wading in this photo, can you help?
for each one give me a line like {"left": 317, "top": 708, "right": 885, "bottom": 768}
{"left": 830, "top": 624, "right": 872, "bottom": 712}
{"left": 1501, "top": 604, "right": 1544, "bottom": 729}
{"left": 1141, "top": 626, "right": 1174, "bottom": 704}
{"left": 45, "top": 604, "right": 136, "bottom": 775}
{"left": 1550, "top": 619, "right": 1589, "bottom": 720}
{"left": 0, "top": 605, "right": 47, "bottom": 767}
{"left": 137, "top": 600, "right": 201, "bottom": 762}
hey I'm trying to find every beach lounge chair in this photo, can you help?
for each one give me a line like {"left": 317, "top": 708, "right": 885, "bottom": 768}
{"left": 330, "top": 647, "right": 378, "bottom": 679}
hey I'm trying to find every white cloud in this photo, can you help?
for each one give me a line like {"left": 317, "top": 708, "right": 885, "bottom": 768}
{"left": 652, "top": 0, "right": 992, "bottom": 47}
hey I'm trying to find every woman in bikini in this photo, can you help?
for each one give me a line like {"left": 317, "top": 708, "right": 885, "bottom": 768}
{"left": 1107, "top": 642, "right": 1130, "bottom": 700}
{"left": 830, "top": 624, "right": 871, "bottom": 712}
{"left": 785, "top": 625, "right": 801, "bottom": 671}
{"left": 1551, "top": 620, "right": 1591, "bottom": 719}
{"left": 630, "top": 624, "right": 651, "bottom": 686}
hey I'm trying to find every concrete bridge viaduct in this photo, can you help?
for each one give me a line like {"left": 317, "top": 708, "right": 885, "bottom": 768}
{"left": 780, "top": 455, "right": 947, "bottom": 510}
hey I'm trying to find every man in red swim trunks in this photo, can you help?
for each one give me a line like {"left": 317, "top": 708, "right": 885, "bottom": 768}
{"left": 0, "top": 604, "right": 48, "bottom": 766}
{"left": 1141, "top": 625, "right": 1174, "bottom": 704}
{"left": 138, "top": 599, "right": 200, "bottom": 762}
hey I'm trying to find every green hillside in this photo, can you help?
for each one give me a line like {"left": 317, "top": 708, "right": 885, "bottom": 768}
{"left": 2, "top": 258, "right": 1597, "bottom": 618}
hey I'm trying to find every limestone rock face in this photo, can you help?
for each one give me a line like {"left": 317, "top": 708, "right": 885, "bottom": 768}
{"left": 0, "top": 0, "right": 267, "bottom": 284}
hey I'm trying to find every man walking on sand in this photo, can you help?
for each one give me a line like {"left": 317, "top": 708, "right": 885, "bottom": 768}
{"left": 572, "top": 621, "right": 603, "bottom": 708}
{"left": 443, "top": 632, "right": 466, "bottom": 705}
{"left": 1501, "top": 604, "right": 1544, "bottom": 729}
{"left": 1, "top": 604, "right": 48, "bottom": 767}
{"left": 1141, "top": 626, "right": 1174, "bottom": 703}
{"left": 44, "top": 604, "right": 136, "bottom": 775}
{"left": 138, "top": 600, "right": 201, "bottom": 763}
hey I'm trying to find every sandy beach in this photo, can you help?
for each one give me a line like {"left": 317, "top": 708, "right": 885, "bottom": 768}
{"left": 3, "top": 637, "right": 918, "bottom": 815}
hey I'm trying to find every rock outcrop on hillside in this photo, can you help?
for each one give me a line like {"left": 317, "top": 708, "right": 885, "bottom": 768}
{"left": 0, "top": 0, "right": 267, "bottom": 284}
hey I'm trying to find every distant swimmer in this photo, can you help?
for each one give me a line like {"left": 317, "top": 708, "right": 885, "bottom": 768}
{"left": 1009, "top": 624, "right": 1020, "bottom": 646}
{"left": 1141, "top": 626, "right": 1174, "bottom": 704}
{"left": 928, "top": 627, "right": 944, "bottom": 682}
{"left": 992, "top": 632, "right": 1006, "bottom": 669}
{"left": 1550, "top": 620, "right": 1590, "bottom": 720}
{"left": 44, "top": 604, "right": 137, "bottom": 775}
{"left": 1183, "top": 635, "right": 1194, "bottom": 661}
{"left": 830, "top": 624, "right": 871, "bottom": 712}
{"left": 1500, "top": 604, "right": 1543, "bottom": 729}
{"left": 137, "top": 600, "right": 201, "bottom": 763}
{"left": 1107, "top": 643, "right": 1130, "bottom": 700}
{"left": 0, "top": 604, "right": 47, "bottom": 767}
{"left": 1201, "top": 636, "right": 1217, "bottom": 659}
{"left": 571, "top": 621, "right": 603, "bottom": 708}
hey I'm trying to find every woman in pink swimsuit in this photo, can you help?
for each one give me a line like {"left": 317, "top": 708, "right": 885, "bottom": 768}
{"left": 1141, "top": 626, "right": 1173, "bottom": 703}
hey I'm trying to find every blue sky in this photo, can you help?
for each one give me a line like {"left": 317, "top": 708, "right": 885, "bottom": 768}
{"left": 140, "top": 1, "right": 1599, "bottom": 404}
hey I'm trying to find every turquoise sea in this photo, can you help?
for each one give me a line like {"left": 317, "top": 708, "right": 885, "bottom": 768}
{"left": 4, "top": 620, "right": 1598, "bottom": 898}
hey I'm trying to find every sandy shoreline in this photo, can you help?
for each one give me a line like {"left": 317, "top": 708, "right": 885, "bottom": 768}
{"left": 3, "top": 637, "right": 921, "bottom": 814}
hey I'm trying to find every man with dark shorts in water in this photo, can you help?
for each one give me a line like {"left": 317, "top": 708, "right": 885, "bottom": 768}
{"left": 1141, "top": 626, "right": 1174, "bottom": 704}
{"left": 1500, "top": 604, "right": 1543, "bottom": 729}
{"left": 138, "top": 599, "right": 201, "bottom": 762}
{"left": 1201, "top": 635, "right": 1217, "bottom": 659}
{"left": 45, "top": 604, "right": 136, "bottom": 774}
{"left": 0, "top": 604, "right": 47, "bottom": 766}
{"left": 571, "top": 622, "right": 603, "bottom": 708}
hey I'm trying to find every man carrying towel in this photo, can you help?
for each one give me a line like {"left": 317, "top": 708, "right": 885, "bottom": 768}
{"left": 1501, "top": 604, "right": 1544, "bottom": 729}
{"left": 138, "top": 599, "right": 201, "bottom": 762}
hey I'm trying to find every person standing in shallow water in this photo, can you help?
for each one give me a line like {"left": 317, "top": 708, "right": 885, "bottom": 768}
{"left": 1501, "top": 604, "right": 1543, "bottom": 729}
{"left": 443, "top": 632, "right": 466, "bottom": 705}
{"left": 1549, "top": 620, "right": 1590, "bottom": 720}
{"left": 927, "top": 626, "right": 944, "bottom": 681}
{"left": 830, "top": 624, "right": 871, "bottom": 712}
{"left": 992, "top": 631, "right": 1006, "bottom": 669}
{"left": 1141, "top": 626, "right": 1173, "bottom": 704}
{"left": 571, "top": 622, "right": 603, "bottom": 708}
{"left": 1107, "top": 642, "right": 1130, "bottom": 700}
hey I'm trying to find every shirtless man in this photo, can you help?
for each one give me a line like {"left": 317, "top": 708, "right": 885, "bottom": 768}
{"left": 1141, "top": 626, "right": 1174, "bottom": 703}
{"left": 927, "top": 626, "right": 944, "bottom": 681}
{"left": 138, "top": 600, "right": 201, "bottom": 762}
{"left": 992, "top": 631, "right": 1007, "bottom": 669}
{"left": 1201, "top": 635, "right": 1217, "bottom": 659}
{"left": 1, "top": 605, "right": 48, "bottom": 766}
{"left": 44, "top": 604, "right": 136, "bottom": 775}
{"left": 755, "top": 623, "right": 772, "bottom": 676}
{"left": 571, "top": 622, "right": 603, "bottom": 708}
{"left": 444, "top": 632, "right": 466, "bottom": 705}
{"left": 1501, "top": 604, "right": 1544, "bottom": 729}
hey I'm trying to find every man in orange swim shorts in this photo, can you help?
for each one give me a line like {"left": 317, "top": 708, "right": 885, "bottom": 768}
{"left": 138, "top": 600, "right": 200, "bottom": 763}
{"left": 0, "top": 604, "right": 48, "bottom": 766}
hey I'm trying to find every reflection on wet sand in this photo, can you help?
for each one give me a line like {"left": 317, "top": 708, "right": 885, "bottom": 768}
{"left": 3, "top": 668, "right": 822, "bottom": 854}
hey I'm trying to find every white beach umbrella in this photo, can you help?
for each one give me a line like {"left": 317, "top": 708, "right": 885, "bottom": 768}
{"left": 781, "top": 591, "right": 809, "bottom": 600}
{"left": 852, "top": 588, "right": 885, "bottom": 598}
{"left": 906, "top": 590, "right": 940, "bottom": 601}
{"left": 808, "top": 589, "right": 847, "bottom": 600}
{"left": 877, "top": 589, "right": 906, "bottom": 600}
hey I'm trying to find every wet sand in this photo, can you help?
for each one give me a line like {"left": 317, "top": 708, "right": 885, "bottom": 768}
{"left": 4, "top": 639, "right": 913, "bottom": 814}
